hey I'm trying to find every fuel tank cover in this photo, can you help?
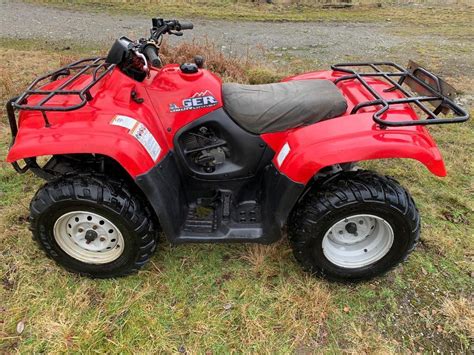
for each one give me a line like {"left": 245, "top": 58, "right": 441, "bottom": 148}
{"left": 180, "top": 63, "right": 199, "bottom": 74}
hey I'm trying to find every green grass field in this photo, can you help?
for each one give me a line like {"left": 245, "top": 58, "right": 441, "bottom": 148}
{"left": 1, "top": 5, "right": 473, "bottom": 352}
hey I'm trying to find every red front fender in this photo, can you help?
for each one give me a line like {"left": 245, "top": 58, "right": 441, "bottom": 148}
{"left": 6, "top": 67, "right": 173, "bottom": 178}
{"left": 262, "top": 112, "right": 446, "bottom": 184}
{"left": 6, "top": 107, "right": 169, "bottom": 178}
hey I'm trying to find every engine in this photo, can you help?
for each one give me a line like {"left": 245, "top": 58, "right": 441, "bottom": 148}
{"left": 181, "top": 126, "right": 229, "bottom": 173}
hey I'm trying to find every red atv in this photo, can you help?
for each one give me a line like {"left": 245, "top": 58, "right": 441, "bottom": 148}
{"left": 6, "top": 19, "right": 469, "bottom": 280}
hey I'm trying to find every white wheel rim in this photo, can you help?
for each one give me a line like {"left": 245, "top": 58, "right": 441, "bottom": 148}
{"left": 53, "top": 211, "right": 125, "bottom": 264}
{"left": 322, "top": 214, "right": 394, "bottom": 269}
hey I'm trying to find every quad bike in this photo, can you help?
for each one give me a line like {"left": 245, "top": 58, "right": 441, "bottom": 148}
{"left": 5, "top": 19, "right": 469, "bottom": 281}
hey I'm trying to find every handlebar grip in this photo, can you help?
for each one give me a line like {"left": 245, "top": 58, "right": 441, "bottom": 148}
{"left": 143, "top": 45, "right": 161, "bottom": 68}
{"left": 179, "top": 22, "right": 194, "bottom": 30}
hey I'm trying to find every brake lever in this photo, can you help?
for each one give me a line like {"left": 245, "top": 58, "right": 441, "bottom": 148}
{"left": 169, "top": 31, "right": 183, "bottom": 36}
{"left": 132, "top": 49, "right": 149, "bottom": 75}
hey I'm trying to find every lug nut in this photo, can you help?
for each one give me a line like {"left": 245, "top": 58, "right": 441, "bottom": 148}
{"left": 78, "top": 228, "right": 84, "bottom": 233}
{"left": 99, "top": 237, "right": 106, "bottom": 242}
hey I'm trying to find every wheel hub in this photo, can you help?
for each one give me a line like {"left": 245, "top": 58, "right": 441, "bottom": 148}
{"left": 327, "top": 216, "right": 376, "bottom": 245}
{"left": 322, "top": 214, "right": 394, "bottom": 269}
{"left": 84, "top": 230, "right": 98, "bottom": 244}
{"left": 53, "top": 211, "right": 124, "bottom": 264}
{"left": 345, "top": 222, "right": 358, "bottom": 235}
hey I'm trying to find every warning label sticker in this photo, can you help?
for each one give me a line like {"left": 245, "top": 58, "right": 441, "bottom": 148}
{"left": 110, "top": 115, "right": 161, "bottom": 162}
{"left": 129, "top": 123, "right": 161, "bottom": 162}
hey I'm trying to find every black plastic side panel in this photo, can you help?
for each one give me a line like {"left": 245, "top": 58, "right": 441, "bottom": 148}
{"left": 135, "top": 112, "right": 304, "bottom": 245}
{"left": 135, "top": 153, "right": 305, "bottom": 244}
{"left": 174, "top": 108, "right": 267, "bottom": 180}
{"left": 261, "top": 165, "right": 305, "bottom": 242}
{"left": 135, "top": 153, "right": 187, "bottom": 240}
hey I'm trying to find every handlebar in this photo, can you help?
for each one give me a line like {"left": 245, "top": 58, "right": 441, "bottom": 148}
{"left": 150, "top": 18, "right": 194, "bottom": 41}
{"left": 121, "top": 18, "right": 193, "bottom": 72}
{"left": 143, "top": 45, "right": 161, "bottom": 67}
{"left": 178, "top": 22, "right": 194, "bottom": 30}
{"left": 146, "top": 19, "right": 193, "bottom": 66}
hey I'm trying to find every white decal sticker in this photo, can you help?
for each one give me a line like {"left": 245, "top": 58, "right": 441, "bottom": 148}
{"left": 110, "top": 115, "right": 161, "bottom": 162}
{"left": 130, "top": 123, "right": 161, "bottom": 162}
{"left": 277, "top": 142, "right": 290, "bottom": 167}
{"left": 110, "top": 115, "right": 138, "bottom": 130}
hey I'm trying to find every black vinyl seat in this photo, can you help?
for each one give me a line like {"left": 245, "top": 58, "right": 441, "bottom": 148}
{"left": 222, "top": 80, "right": 347, "bottom": 134}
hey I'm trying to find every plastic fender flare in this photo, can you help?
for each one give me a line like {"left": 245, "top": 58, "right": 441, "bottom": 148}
{"left": 6, "top": 113, "right": 166, "bottom": 178}
{"left": 263, "top": 113, "right": 446, "bottom": 184}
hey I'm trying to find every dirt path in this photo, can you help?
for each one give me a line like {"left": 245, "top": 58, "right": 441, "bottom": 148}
{"left": 1, "top": 0, "right": 409, "bottom": 63}
{"left": 1, "top": 1, "right": 473, "bottom": 99}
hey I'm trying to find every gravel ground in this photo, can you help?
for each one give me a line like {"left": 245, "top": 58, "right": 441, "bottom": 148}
{"left": 1, "top": 0, "right": 472, "bottom": 91}
{"left": 1, "top": 0, "right": 409, "bottom": 63}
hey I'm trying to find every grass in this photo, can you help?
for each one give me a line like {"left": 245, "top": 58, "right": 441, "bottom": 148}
{"left": 23, "top": 0, "right": 474, "bottom": 47}
{"left": 1, "top": 13, "right": 473, "bottom": 353}
{"left": 25, "top": 1, "right": 474, "bottom": 30}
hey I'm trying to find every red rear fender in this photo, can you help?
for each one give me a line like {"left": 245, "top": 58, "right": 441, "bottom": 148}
{"left": 262, "top": 112, "right": 446, "bottom": 184}
{"left": 262, "top": 69, "right": 447, "bottom": 184}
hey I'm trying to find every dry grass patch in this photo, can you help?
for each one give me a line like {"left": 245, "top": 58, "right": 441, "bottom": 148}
{"left": 231, "top": 275, "right": 333, "bottom": 350}
{"left": 342, "top": 323, "right": 395, "bottom": 354}
{"left": 441, "top": 297, "right": 474, "bottom": 338}
{"left": 160, "top": 39, "right": 279, "bottom": 84}
{"left": 0, "top": 72, "right": 15, "bottom": 100}
{"left": 161, "top": 39, "right": 248, "bottom": 82}
{"left": 240, "top": 239, "right": 291, "bottom": 276}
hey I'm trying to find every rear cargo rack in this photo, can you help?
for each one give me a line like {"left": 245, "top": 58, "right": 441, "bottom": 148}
{"left": 331, "top": 61, "right": 469, "bottom": 127}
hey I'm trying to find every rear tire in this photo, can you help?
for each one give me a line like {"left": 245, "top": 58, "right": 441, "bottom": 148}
{"left": 288, "top": 170, "right": 420, "bottom": 282}
{"left": 30, "top": 175, "right": 157, "bottom": 278}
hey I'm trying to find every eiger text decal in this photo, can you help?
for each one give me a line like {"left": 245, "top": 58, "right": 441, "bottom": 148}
{"left": 169, "top": 90, "right": 218, "bottom": 112}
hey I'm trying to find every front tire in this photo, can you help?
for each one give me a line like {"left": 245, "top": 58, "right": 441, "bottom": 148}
{"left": 289, "top": 171, "right": 420, "bottom": 282}
{"left": 30, "top": 175, "right": 157, "bottom": 278}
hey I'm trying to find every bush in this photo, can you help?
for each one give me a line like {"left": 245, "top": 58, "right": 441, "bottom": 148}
{"left": 160, "top": 39, "right": 281, "bottom": 84}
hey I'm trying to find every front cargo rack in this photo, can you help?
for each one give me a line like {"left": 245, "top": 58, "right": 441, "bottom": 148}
{"left": 331, "top": 61, "right": 469, "bottom": 127}
{"left": 5, "top": 57, "right": 115, "bottom": 174}
{"left": 7, "top": 57, "right": 114, "bottom": 130}
{"left": 13, "top": 57, "right": 114, "bottom": 112}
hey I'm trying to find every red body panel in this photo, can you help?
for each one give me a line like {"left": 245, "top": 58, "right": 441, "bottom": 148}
{"left": 145, "top": 64, "right": 223, "bottom": 147}
{"left": 7, "top": 65, "right": 446, "bottom": 182}
{"left": 7, "top": 65, "right": 222, "bottom": 177}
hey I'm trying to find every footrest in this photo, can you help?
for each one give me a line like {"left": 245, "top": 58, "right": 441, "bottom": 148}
{"left": 236, "top": 202, "right": 261, "bottom": 224}
{"left": 183, "top": 205, "right": 217, "bottom": 233}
